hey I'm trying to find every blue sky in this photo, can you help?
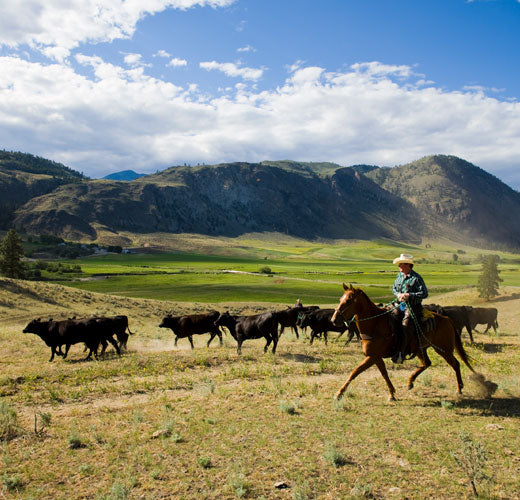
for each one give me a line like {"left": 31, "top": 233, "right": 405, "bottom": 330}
{"left": 1, "top": 0, "right": 519, "bottom": 189}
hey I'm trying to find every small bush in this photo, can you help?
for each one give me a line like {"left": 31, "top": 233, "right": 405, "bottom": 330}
{"left": 293, "top": 481, "right": 314, "bottom": 500}
{"left": 441, "top": 400, "right": 455, "bottom": 410}
{"left": 171, "top": 432, "right": 184, "bottom": 443}
{"left": 259, "top": 266, "right": 272, "bottom": 274}
{"left": 323, "top": 443, "right": 349, "bottom": 468}
{"left": 197, "top": 456, "right": 212, "bottom": 469}
{"left": 452, "top": 431, "right": 490, "bottom": 497}
{"left": 349, "top": 479, "right": 374, "bottom": 498}
{"left": 228, "top": 468, "right": 250, "bottom": 498}
{"left": 2, "top": 473, "right": 24, "bottom": 492}
{"left": 0, "top": 399, "right": 19, "bottom": 441}
{"left": 279, "top": 400, "right": 298, "bottom": 415}
{"left": 68, "top": 426, "right": 85, "bottom": 449}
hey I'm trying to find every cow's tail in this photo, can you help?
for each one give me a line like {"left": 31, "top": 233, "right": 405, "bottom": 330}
{"left": 126, "top": 325, "right": 135, "bottom": 335}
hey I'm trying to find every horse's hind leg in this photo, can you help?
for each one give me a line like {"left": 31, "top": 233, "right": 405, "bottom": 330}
{"left": 335, "top": 356, "right": 376, "bottom": 400}
{"left": 374, "top": 358, "right": 397, "bottom": 401}
{"left": 435, "top": 347, "right": 463, "bottom": 394}
{"left": 407, "top": 349, "right": 432, "bottom": 390}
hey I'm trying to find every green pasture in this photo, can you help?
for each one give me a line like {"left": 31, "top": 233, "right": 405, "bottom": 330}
{"left": 53, "top": 238, "right": 520, "bottom": 304}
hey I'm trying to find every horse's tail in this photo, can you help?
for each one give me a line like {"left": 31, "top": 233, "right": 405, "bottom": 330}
{"left": 453, "top": 322, "right": 499, "bottom": 397}
{"left": 453, "top": 327, "right": 475, "bottom": 373}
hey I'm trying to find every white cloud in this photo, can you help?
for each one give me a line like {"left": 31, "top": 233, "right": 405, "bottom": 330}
{"left": 155, "top": 50, "right": 171, "bottom": 58}
{"left": 200, "top": 61, "right": 264, "bottom": 80}
{"left": 0, "top": 0, "right": 237, "bottom": 56}
{"left": 123, "top": 52, "right": 151, "bottom": 68}
{"left": 1, "top": 56, "right": 519, "bottom": 190}
{"left": 168, "top": 57, "right": 188, "bottom": 67}
{"left": 237, "top": 45, "right": 256, "bottom": 53}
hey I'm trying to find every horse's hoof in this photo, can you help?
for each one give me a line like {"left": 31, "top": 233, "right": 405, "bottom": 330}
{"left": 407, "top": 383, "right": 414, "bottom": 390}
{"left": 388, "top": 395, "right": 397, "bottom": 402}
{"left": 334, "top": 393, "right": 342, "bottom": 401}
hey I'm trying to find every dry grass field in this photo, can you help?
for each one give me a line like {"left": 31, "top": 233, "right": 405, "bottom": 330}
{"left": 1, "top": 277, "right": 519, "bottom": 499}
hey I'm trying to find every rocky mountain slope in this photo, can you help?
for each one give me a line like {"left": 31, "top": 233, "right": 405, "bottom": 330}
{"left": 4, "top": 153, "right": 520, "bottom": 249}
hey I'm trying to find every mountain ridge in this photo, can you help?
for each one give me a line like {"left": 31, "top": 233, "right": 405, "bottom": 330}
{"left": 4, "top": 152, "right": 520, "bottom": 250}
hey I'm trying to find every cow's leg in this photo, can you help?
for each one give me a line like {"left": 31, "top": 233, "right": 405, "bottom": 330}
{"left": 63, "top": 344, "right": 71, "bottom": 359}
{"left": 466, "top": 325, "right": 474, "bottom": 343}
{"left": 323, "top": 331, "right": 328, "bottom": 345}
{"left": 345, "top": 329, "right": 355, "bottom": 345}
{"left": 107, "top": 336, "right": 121, "bottom": 356}
{"left": 374, "top": 358, "right": 397, "bottom": 401}
{"left": 174, "top": 336, "right": 178, "bottom": 347}
{"left": 310, "top": 330, "right": 316, "bottom": 345}
{"left": 84, "top": 346, "right": 94, "bottom": 360}
{"left": 99, "top": 339, "right": 108, "bottom": 356}
{"left": 293, "top": 326, "right": 299, "bottom": 339}
{"left": 188, "top": 336, "right": 194, "bottom": 349}
{"left": 236, "top": 339, "right": 243, "bottom": 355}
{"left": 335, "top": 356, "right": 376, "bottom": 400}
{"left": 207, "top": 333, "right": 215, "bottom": 347}
{"left": 218, "top": 331, "right": 223, "bottom": 346}
{"left": 49, "top": 348, "right": 56, "bottom": 362}
{"left": 271, "top": 333, "right": 278, "bottom": 354}
{"left": 264, "top": 336, "right": 272, "bottom": 353}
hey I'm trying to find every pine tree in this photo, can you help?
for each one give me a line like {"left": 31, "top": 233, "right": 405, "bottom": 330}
{"left": 0, "top": 229, "right": 26, "bottom": 279}
{"left": 477, "top": 254, "right": 502, "bottom": 301}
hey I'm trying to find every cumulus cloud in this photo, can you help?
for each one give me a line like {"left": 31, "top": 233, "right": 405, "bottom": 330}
{"left": 237, "top": 45, "right": 256, "bottom": 53}
{"left": 168, "top": 57, "right": 188, "bottom": 67}
{"left": 200, "top": 61, "right": 264, "bottom": 80}
{"left": 123, "top": 52, "right": 151, "bottom": 68}
{"left": 155, "top": 50, "right": 171, "bottom": 58}
{"left": 1, "top": 56, "right": 519, "bottom": 189}
{"left": 0, "top": 0, "right": 237, "bottom": 56}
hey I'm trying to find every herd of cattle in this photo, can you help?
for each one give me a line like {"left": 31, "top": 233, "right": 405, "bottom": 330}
{"left": 22, "top": 303, "right": 499, "bottom": 361}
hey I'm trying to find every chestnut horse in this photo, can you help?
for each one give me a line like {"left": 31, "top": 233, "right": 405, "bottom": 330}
{"left": 331, "top": 284, "right": 477, "bottom": 401}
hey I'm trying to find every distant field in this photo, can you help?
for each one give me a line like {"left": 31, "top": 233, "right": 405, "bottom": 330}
{"left": 51, "top": 237, "right": 520, "bottom": 304}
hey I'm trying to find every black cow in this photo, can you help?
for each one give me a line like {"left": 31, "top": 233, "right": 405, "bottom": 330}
{"left": 214, "top": 311, "right": 278, "bottom": 355}
{"left": 296, "top": 308, "right": 349, "bottom": 345}
{"left": 23, "top": 317, "right": 120, "bottom": 361}
{"left": 98, "top": 315, "right": 134, "bottom": 353}
{"left": 159, "top": 311, "right": 223, "bottom": 349}
{"left": 468, "top": 307, "right": 499, "bottom": 334}
{"left": 424, "top": 304, "right": 474, "bottom": 343}
{"left": 272, "top": 305, "right": 320, "bottom": 338}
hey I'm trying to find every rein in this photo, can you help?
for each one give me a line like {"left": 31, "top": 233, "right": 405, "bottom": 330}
{"left": 335, "top": 300, "right": 399, "bottom": 327}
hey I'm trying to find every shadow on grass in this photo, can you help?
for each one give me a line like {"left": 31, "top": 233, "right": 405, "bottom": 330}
{"left": 470, "top": 341, "right": 517, "bottom": 353}
{"left": 64, "top": 352, "right": 123, "bottom": 364}
{"left": 419, "top": 397, "right": 520, "bottom": 418}
{"left": 280, "top": 352, "right": 322, "bottom": 363}
{"left": 491, "top": 292, "right": 520, "bottom": 302}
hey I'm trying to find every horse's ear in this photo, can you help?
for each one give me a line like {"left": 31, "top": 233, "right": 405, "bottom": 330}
{"left": 342, "top": 283, "right": 348, "bottom": 290}
{"left": 349, "top": 283, "right": 354, "bottom": 290}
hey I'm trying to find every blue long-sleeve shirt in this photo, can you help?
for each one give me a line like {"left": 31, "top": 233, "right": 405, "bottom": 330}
{"left": 392, "top": 269, "right": 428, "bottom": 305}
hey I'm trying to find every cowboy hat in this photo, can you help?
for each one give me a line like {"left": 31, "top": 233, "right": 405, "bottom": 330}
{"left": 393, "top": 253, "right": 414, "bottom": 265}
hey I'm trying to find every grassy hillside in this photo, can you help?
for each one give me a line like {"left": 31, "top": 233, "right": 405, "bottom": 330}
{"left": 1, "top": 276, "right": 519, "bottom": 499}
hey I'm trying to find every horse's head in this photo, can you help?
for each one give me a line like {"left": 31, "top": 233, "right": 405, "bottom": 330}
{"left": 331, "top": 283, "right": 363, "bottom": 326}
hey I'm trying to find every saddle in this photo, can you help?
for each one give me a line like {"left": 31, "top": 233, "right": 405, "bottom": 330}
{"left": 420, "top": 308, "right": 436, "bottom": 334}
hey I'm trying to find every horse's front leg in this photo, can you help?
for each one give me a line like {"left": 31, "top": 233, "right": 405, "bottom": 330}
{"left": 335, "top": 356, "right": 376, "bottom": 400}
{"left": 374, "top": 358, "right": 397, "bottom": 401}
